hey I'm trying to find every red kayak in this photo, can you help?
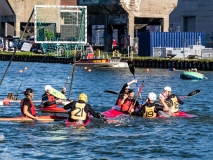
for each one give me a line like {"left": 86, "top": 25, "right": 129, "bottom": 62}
{"left": 0, "top": 115, "right": 67, "bottom": 122}
{"left": 65, "top": 116, "right": 91, "bottom": 128}
{"left": 102, "top": 109, "right": 196, "bottom": 118}
{"left": 41, "top": 107, "right": 68, "bottom": 114}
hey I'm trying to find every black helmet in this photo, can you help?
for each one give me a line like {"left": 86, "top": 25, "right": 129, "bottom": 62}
{"left": 24, "top": 88, "right": 34, "bottom": 96}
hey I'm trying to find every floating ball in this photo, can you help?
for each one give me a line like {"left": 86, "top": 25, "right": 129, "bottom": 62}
{"left": 19, "top": 70, "right": 23, "bottom": 73}
{"left": 24, "top": 67, "right": 28, "bottom": 70}
{"left": 173, "top": 68, "right": 176, "bottom": 71}
{"left": 88, "top": 69, "right": 92, "bottom": 72}
{"left": 146, "top": 68, "right": 149, "bottom": 72}
{"left": 84, "top": 66, "right": 87, "bottom": 70}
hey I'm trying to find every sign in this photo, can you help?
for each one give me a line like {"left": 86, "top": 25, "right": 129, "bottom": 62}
{"left": 21, "top": 42, "right": 32, "bottom": 52}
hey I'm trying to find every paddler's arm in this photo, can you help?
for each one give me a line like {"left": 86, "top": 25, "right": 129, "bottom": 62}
{"left": 64, "top": 101, "right": 75, "bottom": 110}
{"left": 160, "top": 97, "right": 169, "bottom": 111}
{"left": 177, "top": 96, "right": 184, "bottom": 105}
{"left": 23, "top": 105, "right": 37, "bottom": 120}
{"left": 87, "top": 104, "right": 104, "bottom": 118}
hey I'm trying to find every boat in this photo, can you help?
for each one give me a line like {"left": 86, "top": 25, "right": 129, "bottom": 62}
{"left": 0, "top": 115, "right": 67, "bottom": 123}
{"left": 180, "top": 71, "right": 204, "bottom": 80}
{"left": 102, "top": 109, "right": 196, "bottom": 118}
{"left": 40, "top": 107, "right": 68, "bottom": 114}
{"left": 75, "top": 44, "right": 122, "bottom": 67}
{"left": 65, "top": 116, "right": 91, "bottom": 128}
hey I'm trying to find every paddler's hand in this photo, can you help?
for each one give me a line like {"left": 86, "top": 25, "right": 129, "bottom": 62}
{"left": 56, "top": 99, "right": 62, "bottom": 103}
{"left": 33, "top": 116, "right": 38, "bottom": 121}
{"left": 97, "top": 113, "right": 105, "bottom": 118}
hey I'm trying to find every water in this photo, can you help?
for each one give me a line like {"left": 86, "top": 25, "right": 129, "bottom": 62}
{"left": 0, "top": 61, "right": 213, "bottom": 159}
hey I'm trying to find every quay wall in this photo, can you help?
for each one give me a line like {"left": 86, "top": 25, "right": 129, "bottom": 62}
{"left": 0, "top": 54, "right": 213, "bottom": 71}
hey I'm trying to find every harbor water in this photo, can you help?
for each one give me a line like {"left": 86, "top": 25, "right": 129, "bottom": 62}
{"left": 0, "top": 61, "right": 213, "bottom": 159}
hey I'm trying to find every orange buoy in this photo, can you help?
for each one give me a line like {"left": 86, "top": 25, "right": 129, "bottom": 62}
{"left": 173, "top": 68, "right": 176, "bottom": 71}
{"left": 146, "top": 68, "right": 150, "bottom": 72}
{"left": 84, "top": 66, "right": 88, "bottom": 70}
{"left": 88, "top": 69, "right": 91, "bottom": 72}
{"left": 24, "top": 67, "right": 28, "bottom": 70}
{"left": 19, "top": 70, "right": 23, "bottom": 73}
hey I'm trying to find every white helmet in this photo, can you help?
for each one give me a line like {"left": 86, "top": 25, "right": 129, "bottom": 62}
{"left": 164, "top": 86, "right": 171, "bottom": 92}
{"left": 45, "top": 85, "right": 52, "bottom": 91}
{"left": 148, "top": 92, "right": 157, "bottom": 101}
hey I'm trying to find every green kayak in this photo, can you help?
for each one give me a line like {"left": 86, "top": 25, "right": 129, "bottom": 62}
{"left": 180, "top": 71, "right": 204, "bottom": 80}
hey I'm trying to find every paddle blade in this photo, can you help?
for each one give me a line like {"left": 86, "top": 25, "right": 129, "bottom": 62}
{"left": 128, "top": 61, "right": 135, "bottom": 75}
{"left": 187, "top": 90, "right": 201, "bottom": 97}
{"left": 104, "top": 90, "right": 118, "bottom": 95}
{"left": 50, "top": 88, "right": 67, "bottom": 99}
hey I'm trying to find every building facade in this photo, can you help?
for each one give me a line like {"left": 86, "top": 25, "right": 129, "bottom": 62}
{"left": 0, "top": 0, "right": 177, "bottom": 52}
{"left": 169, "top": 0, "right": 213, "bottom": 47}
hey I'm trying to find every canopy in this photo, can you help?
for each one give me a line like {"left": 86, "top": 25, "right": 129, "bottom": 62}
{"left": 0, "top": 0, "right": 14, "bottom": 16}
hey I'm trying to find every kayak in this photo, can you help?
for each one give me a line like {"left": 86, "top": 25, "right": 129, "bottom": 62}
{"left": 0, "top": 115, "right": 67, "bottom": 123}
{"left": 180, "top": 71, "right": 204, "bottom": 80}
{"left": 102, "top": 109, "right": 125, "bottom": 118}
{"left": 102, "top": 109, "right": 196, "bottom": 118}
{"left": 41, "top": 107, "right": 68, "bottom": 114}
{"left": 65, "top": 116, "right": 91, "bottom": 128}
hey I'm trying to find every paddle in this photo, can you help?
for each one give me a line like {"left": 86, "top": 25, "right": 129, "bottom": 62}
{"left": 50, "top": 87, "right": 67, "bottom": 99}
{"left": 104, "top": 90, "right": 119, "bottom": 95}
{"left": 128, "top": 61, "right": 142, "bottom": 99}
{"left": 179, "top": 89, "right": 201, "bottom": 100}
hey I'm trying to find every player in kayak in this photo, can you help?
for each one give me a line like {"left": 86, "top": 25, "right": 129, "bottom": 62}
{"left": 165, "top": 91, "right": 184, "bottom": 116}
{"left": 134, "top": 92, "right": 169, "bottom": 118}
{"left": 20, "top": 88, "right": 38, "bottom": 120}
{"left": 115, "top": 79, "right": 137, "bottom": 107}
{"left": 41, "top": 85, "right": 62, "bottom": 108}
{"left": 64, "top": 93, "right": 104, "bottom": 123}
{"left": 120, "top": 89, "right": 141, "bottom": 114}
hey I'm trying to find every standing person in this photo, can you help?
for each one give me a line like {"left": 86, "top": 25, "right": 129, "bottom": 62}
{"left": 115, "top": 79, "right": 137, "bottom": 107}
{"left": 20, "top": 88, "right": 38, "bottom": 120}
{"left": 120, "top": 90, "right": 140, "bottom": 114}
{"left": 165, "top": 92, "right": 184, "bottom": 116}
{"left": 41, "top": 85, "right": 62, "bottom": 108}
{"left": 64, "top": 93, "right": 104, "bottom": 123}
{"left": 135, "top": 92, "right": 169, "bottom": 118}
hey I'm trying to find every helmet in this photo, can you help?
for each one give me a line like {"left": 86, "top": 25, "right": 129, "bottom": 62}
{"left": 45, "top": 85, "right": 52, "bottom": 91}
{"left": 148, "top": 92, "right": 157, "bottom": 101}
{"left": 24, "top": 88, "right": 34, "bottom": 96}
{"left": 164, "top": 86, "right": 172, "bottom": 92}
{"left": 78, "top": 93, "right": 88, "bottom": 103}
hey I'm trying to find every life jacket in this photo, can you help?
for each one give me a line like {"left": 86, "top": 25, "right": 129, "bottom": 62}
{"left": 20, "top": 98, "right": 36, "bottom": 116}
{"left": 143, "top": 103, "right": 157, "bottom": 118}
{"left": 47, "top": 94, "right": 57, "bottom": 108}
{"left": 70, "top": 102, "right": 87, "bottom": 121}
{"left": 121, "top": 99, "right": 134, "bottom": 113}
{"left": 3, "top": 98, "right": 10, "bottom": 106}
{"left": 165, "top": 94, "right": 179, "bottom": 113}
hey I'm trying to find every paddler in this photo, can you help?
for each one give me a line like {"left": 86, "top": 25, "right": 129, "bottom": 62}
{"left": 164, "top": 90, "right": 184, "bottom": 116}
{"left": 20, "top": 88, "right": 38, "bottom": 120}
{"left": 64, "top": 93, "right": 104, "bottom": 123}
{"left": 134, "top": 92, "right": 169, "bottom": 118}
{"left": 115, "top": 79, "right": 137, "bottom": 107}
{"left": 41, "top": 85, "right": 62, "bottom": 108}
{"left": 120, "top": 90, "right": 141, "bottom": 114}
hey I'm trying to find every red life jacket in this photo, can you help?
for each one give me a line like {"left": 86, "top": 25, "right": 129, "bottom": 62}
{"left": 3, "top": 98, "right": 10, "bottom": 106}
{"left": 121, "top": 99, "right": 134, "bottom": 113}
{"left": 47, "top": 94, "right": 57, "bottom": 108}
{"left": 20, "top": 98, "right": 36, "bottom": 116}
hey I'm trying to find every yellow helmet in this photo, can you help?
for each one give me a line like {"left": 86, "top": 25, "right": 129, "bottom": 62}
{"left": 78, "top": 93, "right": 88, "bottom": 103}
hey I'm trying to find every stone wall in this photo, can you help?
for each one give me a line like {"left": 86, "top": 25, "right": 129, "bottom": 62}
{"left": 120, "top": 0, "right": 178, "bottom": 35}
